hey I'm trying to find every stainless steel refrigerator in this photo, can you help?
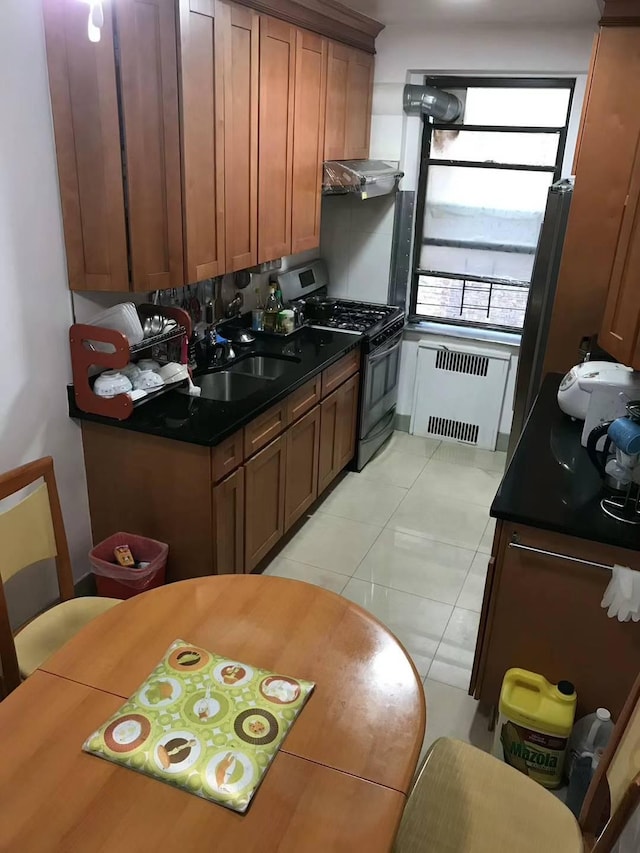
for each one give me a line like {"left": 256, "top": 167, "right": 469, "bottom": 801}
{"left": 507, "top": 178, "right": 574, "bottom": 460}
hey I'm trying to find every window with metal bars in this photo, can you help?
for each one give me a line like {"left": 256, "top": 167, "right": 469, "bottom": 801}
{"left": 410, "top": 77, "right": 575, "bottom": 333}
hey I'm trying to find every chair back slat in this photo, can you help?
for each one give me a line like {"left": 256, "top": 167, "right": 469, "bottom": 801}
{"left": 0, "top": 457, "right": 75, "bottom": 695}
{"left": 0, "top": 484, "right": 57, "bottom": 582}
{"left": 608, "top": 704, "right": 640, "bottom": 813}
{"left": 581, "top": 672, "right": 640, "bottom": 853}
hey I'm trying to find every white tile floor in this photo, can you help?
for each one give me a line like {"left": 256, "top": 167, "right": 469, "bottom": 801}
{"left": 263, "top": 431, "right": 507, "bottom": 763}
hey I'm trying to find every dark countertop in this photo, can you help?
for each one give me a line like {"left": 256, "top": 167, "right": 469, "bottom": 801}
{"left": 69, "top": 327, "right": 362, "bottom": 448}
{"left": 492, "top": 373, "right": 640, "bottom": 552}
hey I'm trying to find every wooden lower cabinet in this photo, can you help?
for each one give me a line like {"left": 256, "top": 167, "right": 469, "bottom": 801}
{"left": 318, "top": 373, "right": 359, "bottom": 494}
{"left": 284, "top": 406, "right": 320, "bottom": 532}
{"left": 244, "top": 434, "right": 287, "bottom": 571}
{"left": 213, "top": 467, "right": 245, "bottom": 574}
{"left": 81, "top": 359, "right": 361, "bottom": 581}
{"left": 471, "top": 522, "right": 640, "bottom": 720}
{"left": 81, "top": 423, "right": 215, "bottom": 582}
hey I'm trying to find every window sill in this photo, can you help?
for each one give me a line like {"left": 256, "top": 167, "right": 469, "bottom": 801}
{"left": 406, "top": 319, "right": 522, "bottom": 349}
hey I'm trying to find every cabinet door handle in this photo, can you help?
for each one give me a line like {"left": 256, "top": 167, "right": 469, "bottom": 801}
{"left": 509, "top": 535, "right": 614, "bottom": 573}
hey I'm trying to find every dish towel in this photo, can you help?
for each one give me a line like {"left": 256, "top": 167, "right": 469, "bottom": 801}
{"left": 601, "top": 566, "right": 640, "bottom": 622}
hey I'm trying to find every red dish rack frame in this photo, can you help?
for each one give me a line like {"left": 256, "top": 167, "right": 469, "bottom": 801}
{"left": 69, "top": 304, "right": 192, "bottom": 421}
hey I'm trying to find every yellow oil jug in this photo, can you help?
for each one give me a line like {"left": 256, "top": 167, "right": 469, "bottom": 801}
{"left": 493, "top": 668, "right": 577, "bottom": 789}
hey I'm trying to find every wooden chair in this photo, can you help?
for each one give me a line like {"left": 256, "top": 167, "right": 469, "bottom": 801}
{"left": 394, "top": 673, "right": 640, "bottom": 853}
{"left": 0, "top": 457, "right": 120, "bottom": 696}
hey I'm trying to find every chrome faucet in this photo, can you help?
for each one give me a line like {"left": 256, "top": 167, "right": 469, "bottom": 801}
{"left": 209, "top": 326, "right": 236, "bottom": 367}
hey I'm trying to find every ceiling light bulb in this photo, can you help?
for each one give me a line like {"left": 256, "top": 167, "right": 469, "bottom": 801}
{"left": 87, "top": 0, "right": 103, "bottom": 43}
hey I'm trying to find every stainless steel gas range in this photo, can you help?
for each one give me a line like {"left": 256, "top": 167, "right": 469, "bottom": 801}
{"left": 277, "top": 260, "right": 405, "bottom": 470}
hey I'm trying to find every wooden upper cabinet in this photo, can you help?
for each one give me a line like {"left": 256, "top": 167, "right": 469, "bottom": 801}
{"left": 177, "top": 0, "right": 225, "bottom": 283}
{"left": 291, "top": 30, "right": 327, "bottom": 255}
{"left": 601, "top": 150, "right": 640, "bottom": 367}
{"left": 545, "top": 27, "right": 640, "bottom": 373}
{"left": 345, "top": 48, "right": 374, "bottom": 160}
{"left": 43, "top": 0, "right": 129, "bottom": 292}
{"left": 324, "top": 41, "right": 350, "bottom": 161}
{"left": 219, "top": 1, "right": 259, "bottom": 272}
{"left": 115, "top": 0, "right": 184, "bottom": 291}
{"left": 44, "top": 0, "right": 378, "bottom": 292}
{"left": 595, "top": 28, "right": 640, "bottom": 367}
{"left": 258, "top": 16, "right": 296, "bottom": 264}
{"left": 324, "top": 42, "right": 373, "bottom": 161}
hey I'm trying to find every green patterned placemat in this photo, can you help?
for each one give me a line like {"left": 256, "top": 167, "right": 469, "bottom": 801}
{"left": 83, "top": 639, "right": 315, "bottom": 813}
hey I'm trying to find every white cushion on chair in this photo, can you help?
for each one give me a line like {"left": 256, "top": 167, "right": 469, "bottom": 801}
{"left": 15, "top": 597, "right": 121, "bottom": 678}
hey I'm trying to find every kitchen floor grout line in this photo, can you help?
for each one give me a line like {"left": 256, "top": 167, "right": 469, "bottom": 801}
{"left": 280, "top": 541, "right": 479, "bottom": 604}
{"left": 337, "top": 575, "right": 350, "bottom": 596}
{"left": 272, "top": 553, "right": 369, "bottom": 581}
{"left": 380, "top": 518, "right": 489, "bottom": 553}
{"left": 339, "top": 571, "right": 464, "bottom": 608}
{"left": 344, "top": 522, "right": 390, "bottom": 579}
{"left": 383, "top": 484, "right": 496, "bottom": 519}
{"left": 431, "top": 461, "right": 507, "bottom": 476}
{"left": 395, "top": 488, "right": 499, "bottom": 510}
{"left": 427, "top": 601, "right": 481, "bottom": 685}
{"left": 273, "top": 513, "right": 388, "bottom": 581}
{"left": 421, "top": 670, "right": 470, "bottom": 694}
{"left": 453, "top": 546, "right": 491, "bottom": 609}
{"left": 353, "top": 455, "right": 431, "bottom": 491}
{"left": 314, "top": 502, "right": 408, "bottom": 528}
{"left": 453, "top": 558, "right": 475, "bottom": 610}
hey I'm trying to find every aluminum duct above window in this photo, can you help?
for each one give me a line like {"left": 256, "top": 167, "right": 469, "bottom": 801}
{"left": 403, "top": 85, "right": 463, "bottom": 122}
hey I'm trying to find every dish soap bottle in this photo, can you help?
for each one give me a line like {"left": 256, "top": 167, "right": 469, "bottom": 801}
{"left": 263, "top": 284, "right": 282, "bottom": 333}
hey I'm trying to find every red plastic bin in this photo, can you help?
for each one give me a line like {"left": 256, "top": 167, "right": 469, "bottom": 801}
{"left": 90, "top": 532, "right": 169, "bottom": 600}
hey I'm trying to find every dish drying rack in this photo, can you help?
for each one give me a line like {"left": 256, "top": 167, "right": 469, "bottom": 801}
{"left": 70, "top": 304, "right": 192, "bottom": 421}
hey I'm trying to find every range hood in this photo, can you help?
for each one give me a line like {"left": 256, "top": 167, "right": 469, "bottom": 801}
{"left": 322, "top": 160, "right": 404, "bottom": 200}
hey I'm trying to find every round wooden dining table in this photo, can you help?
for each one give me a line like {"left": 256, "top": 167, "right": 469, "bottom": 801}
{"left": 0, "top": 575, "right": 425, "bottom": 852}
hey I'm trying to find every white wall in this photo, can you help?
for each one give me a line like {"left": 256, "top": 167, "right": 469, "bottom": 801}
{"left": 321, "top": 21, "right": 596, "bottom": 436}
{"left": 0, "top": 0, "right": 94, "bottom": 626}
{"left": 372, "top": 23, "right": 596, "bottom": 85}
{"left": 320, "top": 194, "right": 396, "bottom": 303}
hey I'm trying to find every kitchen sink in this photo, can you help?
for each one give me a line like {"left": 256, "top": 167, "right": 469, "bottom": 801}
{"left": 229, "top": 354, "right": 300, "bottom": 380}
{"left": 194, "top": 371, "right": 270, "bottom": 401}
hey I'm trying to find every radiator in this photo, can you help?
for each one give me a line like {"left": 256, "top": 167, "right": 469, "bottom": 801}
{"left": 410, "top": 342, "right": 511, "bottom": 450}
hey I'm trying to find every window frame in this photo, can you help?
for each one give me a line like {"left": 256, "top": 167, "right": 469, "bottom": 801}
{"left": 409, "top": 75, "right": 576, "bottom": 332}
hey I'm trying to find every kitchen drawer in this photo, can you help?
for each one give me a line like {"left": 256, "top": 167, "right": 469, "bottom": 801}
{"left": 321, "top": 349, "right": 360, "bottom": 398}
{"left": 244, "top": 401, "right": 287, "bottom": 458}
{"left": 211, "top": 429, "right": 245, "bottom": 483}
{"left": 286, "top": 376, "right": 321, "bottom": 425}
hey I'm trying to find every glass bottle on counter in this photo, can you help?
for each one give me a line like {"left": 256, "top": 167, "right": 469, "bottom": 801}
{"left": 252, "top": 286, "right": 265, "bottom": 331}
{"left": 263, "top": 285, "right": 283, "bottom": 333}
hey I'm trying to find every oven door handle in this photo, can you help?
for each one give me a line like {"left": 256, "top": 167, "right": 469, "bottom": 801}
{"left": 369, "top": 334, "right": 403, "bottom": 362}
{"left": 363, "top": 407, "right": 397, "bottom": 442}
